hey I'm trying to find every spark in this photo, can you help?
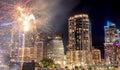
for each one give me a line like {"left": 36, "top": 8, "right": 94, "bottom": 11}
{"left": 0, "top": 0, "right": 32, "bottom": 23}
{"left": 0, "top": 0, "right": 33, "bottom": 69}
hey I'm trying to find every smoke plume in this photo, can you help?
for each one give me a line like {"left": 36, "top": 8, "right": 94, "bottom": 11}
{"left": 31, "top": 0, "right": 80, "bottom": 33}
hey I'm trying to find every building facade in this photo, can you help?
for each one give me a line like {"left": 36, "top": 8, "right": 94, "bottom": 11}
{"left": 35, "top": 36, "right": 44, "bottom": 62}
{"left": 66, "top": 50, "right": 93, "bottom": 67}
{"left": 46, "top": 35, "right": 65, "bottom": 66}
{"left": 104, "top": 21, "right": 119, "bottom": 64}
{"left": 0, "top": 24, "right": 12, "bottom": 69}
{"left": 92, "top": 49, "right": 101, "bottom": 64}
{"left": 68, "top": 14, "right": 92, "bottom": 51}
{"left": 66, "top": 14, "right": 93, "bottom": 68}
{"left": 17, "top": 34, "right": 44, "bottom": 62}
{"left": 104, "top": 21, "right": 117, "bottom": 43}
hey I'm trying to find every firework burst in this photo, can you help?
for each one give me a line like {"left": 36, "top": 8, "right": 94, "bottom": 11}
{"left": 0, "top": 0, "right": 35, "bottom": 69}
{"left": 0, "top": 0, "right": 32, "bottom": 23}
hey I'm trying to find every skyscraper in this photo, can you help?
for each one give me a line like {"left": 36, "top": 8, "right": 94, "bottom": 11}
{"left": 66, "top": 14, "right": 92, "bottom": 68}
{"left": 68, "top": 14, "right": 92, "bottom": 51}
{"left": 104, "top": 21, "right": 118, "bottom": 64}
{"left": 104, "top": 21, "right": 117, "bottom": 43}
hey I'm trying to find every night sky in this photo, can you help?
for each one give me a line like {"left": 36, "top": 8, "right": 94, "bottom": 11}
{"left": 58, "top": 0, "right": 120, "bottom": 56}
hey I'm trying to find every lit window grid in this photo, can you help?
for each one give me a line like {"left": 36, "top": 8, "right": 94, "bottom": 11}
{"left": 68, "top": 14, "right": 91, "bottom": 50}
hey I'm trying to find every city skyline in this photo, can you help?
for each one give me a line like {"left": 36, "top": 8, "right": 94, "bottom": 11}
{"left": 60, "top": 0, "right": 120, "bottom": 55}
{"left": 0, "top": 0, "right": 119, "bottom": 57}
{"left": 0, "top": 0, "right": 119, "bottom": 54}
{"left": 0, "top": 0, "right": 120, "bottom": 70}
{"left": 0, "top": 0, "right": 119, "bottom": 47}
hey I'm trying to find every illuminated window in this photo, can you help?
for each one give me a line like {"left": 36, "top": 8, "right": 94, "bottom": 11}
{"left": 86, "top": 40, "right": 88, "bottom": 43}
{"left": 79, "top": 36, "right": 81, "bottom": 39}
{"left": 72, "top": 30, "right": 74, "bottom": 32}
{"left": 77, "top": 31, "right": 79, "bottom": 33}
{"left": 77, "top": 39, "right": 79, "bottom": 42}
{"left": 74, "top": 27, "right": 76, "bottom": 29}
{"left": 69, "top": 29, "right": 72, "bottom": 33}
{"left": 84, "top": 40, "right": 86, "bottom": 43}
{"left": 74, "top": 23, "right": 76, "bottom": 26}
{"left": 77, "top": 47, "right": 79, "bottom": 49}
{"left": 79, "top": 28, "right": 81, "bottom": 30}
{"left": 86, "top": 29, "right": 88, "bottom": 31}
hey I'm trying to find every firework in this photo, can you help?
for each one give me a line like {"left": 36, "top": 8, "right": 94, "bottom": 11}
{"left": 0, "top": 0, "right": 34, "bottom": 70}
{"left": 0, "top": 0, "right": 32, "bottom": 23}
